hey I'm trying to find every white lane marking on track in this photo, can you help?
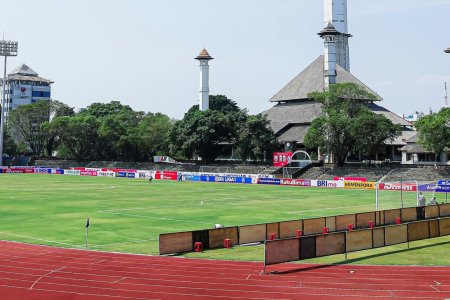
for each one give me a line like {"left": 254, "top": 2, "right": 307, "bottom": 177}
{"left": 29, "top": 266, "right": 66, "bottom": 290}
{"left": 430, "top": 285, "right": 440, "bottom": 292}
{"left": 0, "top": 232, "right": 83, "bottom": 248}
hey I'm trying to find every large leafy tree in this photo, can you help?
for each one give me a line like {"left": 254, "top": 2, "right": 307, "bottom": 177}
{"left": 79, "top": 101, "right": 133, "bottom": 119}
{"left": 304, "top": 83, "right": 399, "bottom": 166}
{"left": 415, "top": 108, "right": 450, "bottom": 157}
{"left": 48, "top": 115, "right": 101, "bottom": 161}
{"left": 234, "top": 114, "right": 278, "bottom": 162}
{"left": 8, "top": 101, "right": 53, "bottom": 155}
{"left": 354, "top": 113, "right": 401, "bottom": 162}
{"left": 138, "top": 113, "right": 173, "bottom": 158}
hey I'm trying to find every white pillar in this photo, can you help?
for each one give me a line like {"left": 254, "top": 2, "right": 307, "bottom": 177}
{"left": 319, "top": 23, "right": 339, "bottom": 91}
{"left": 195, "top": 49, "right": 214, "bottom": 111}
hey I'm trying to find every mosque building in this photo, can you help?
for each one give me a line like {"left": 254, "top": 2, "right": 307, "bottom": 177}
{"left": 263, "top": 0, "right": 415, "bottom": 162}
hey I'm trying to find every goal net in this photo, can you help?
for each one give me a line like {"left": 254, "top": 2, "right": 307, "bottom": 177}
{"left": 376, "top": 180, "right": 448, "bottom": 211}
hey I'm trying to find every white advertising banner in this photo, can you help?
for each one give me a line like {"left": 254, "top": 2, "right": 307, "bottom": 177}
{"left": 311, "top": 180, "right": 344, "bottom": 188}
{"left": 64, "top": 170, "right": 81, "bottom": 175}
{"left": 98, "top": 171, "right": 115, "bottom": 177}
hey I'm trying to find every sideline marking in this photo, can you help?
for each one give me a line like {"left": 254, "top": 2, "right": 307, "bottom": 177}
{"left": 0, "top": 232, "right": 83, "bottom": 248}
{"left": 103, "top": 212, "right": 217, "bottom": 225}
{"left": 29, "top": 266, "right": 66, "bottom": 290}
{"left": 91, "top": 238, "right": 158, "bottom": 248}
{"left": 286, "top": 204, "right": 375, "bottom": 214}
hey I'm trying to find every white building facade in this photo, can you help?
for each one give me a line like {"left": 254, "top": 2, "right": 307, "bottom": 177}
{"left": 0, "top": 64, "right": 53, "bottom": 114}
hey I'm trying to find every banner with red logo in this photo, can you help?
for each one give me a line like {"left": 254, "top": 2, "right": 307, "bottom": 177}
{"left": 273, "top": 152, "right": 293, "bottom": 167}
{"left": 334, "top": 177, "right": 367, "bottom": 182}
{"left": 378, "top": 183, "right": 417, "bottom": 191}
{"left": 280, "top": 179, "right": 311, "bottom": 187}
{"left": 155, "top": 171, "right": 178, "bottom": 180}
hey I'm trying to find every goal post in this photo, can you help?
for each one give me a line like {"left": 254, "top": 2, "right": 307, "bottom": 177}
{"left": 375, "top": 180, "right": 447, "bottom": 211}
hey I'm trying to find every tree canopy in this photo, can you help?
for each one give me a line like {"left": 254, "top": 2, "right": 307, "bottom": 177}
{"left": 415, "top": 108, "right": 450, "bottom": 156}
{"left": 304, "top": 83, "right": 401, "bottom": 166}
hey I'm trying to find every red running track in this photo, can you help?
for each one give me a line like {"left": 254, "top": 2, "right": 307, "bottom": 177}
{"left": 0, "top": 240, "right": 449, "bottom": 300}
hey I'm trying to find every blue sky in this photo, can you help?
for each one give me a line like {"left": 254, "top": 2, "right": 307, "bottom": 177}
{"left": 1, "top": 0, "right": 449, "bottom": 119}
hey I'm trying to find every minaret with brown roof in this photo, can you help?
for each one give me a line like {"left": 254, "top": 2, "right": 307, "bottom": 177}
{"left": 195, "top": 49, "right": 214, "bottom": 111}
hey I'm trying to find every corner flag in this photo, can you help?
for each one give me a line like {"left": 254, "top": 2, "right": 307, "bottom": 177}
{"left": 86, "top": 218, "right": 90, "bottom": 228}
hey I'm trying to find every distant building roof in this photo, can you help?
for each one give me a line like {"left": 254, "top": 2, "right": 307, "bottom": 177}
{"left": 406, "top": 133, "right": 419, "bottom": 143}
{"left": 4, "top": 75, "right": 54, "bottom": 84}
{"left": 8, "top": 64, "right": 38, "bottom": 76}
{"left": 278, "top": 125, "right": 311, "bottom": 143}
{"left": 388, "top": 129, "right": 417, "bottom": 146}
{"left": 269, "top": 55, "right": 383, "bottom": 102}
{"left": 401, "top": 145, "right": 434, "bottom": 154}
{"left": 318, "top": 22, "right": 341, "bottom": 37}
{"left": 195, "top": 49, "right": 213, "bottom": 60}
{"left": 366, "top": 103, "right": 412, "bottom": 127}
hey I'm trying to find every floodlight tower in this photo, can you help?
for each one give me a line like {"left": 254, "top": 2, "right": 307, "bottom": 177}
{"left": 0, "top": 40, "right": 18, "bottom": 166}
{"left": 195, "top": 49, "right": 213, "bottom": 111}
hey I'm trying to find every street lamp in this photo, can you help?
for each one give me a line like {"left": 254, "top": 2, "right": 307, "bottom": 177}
{"left": 0, "top": 40, "right": 18, "bottom": 166}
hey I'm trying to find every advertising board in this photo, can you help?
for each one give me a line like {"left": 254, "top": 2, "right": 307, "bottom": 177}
{"left": 280, "top": 179, "right": 311, "bottom": 186}
{"left": 344, "top": 181, "right": 375, "bottom": 190}
{"left": 257, "top": 178, "right": 281, "bottom": 185}
{"left": 64, "top": 170, "right": 80, "bottom": 175}
{"left": 273, "top": 152, "right": 293, "bottom": 167}
{"left": 334, "top": 177, "right": 367, "bottom": 182}
{"left": 98, "top": 171, "right": 115, "bottom": 177}
{"left": 311, "top": 180, "right": 345, "bottom": 188}
{"left": 378, "top": 183, "right": 416, "bottom": 191}
{"left": 80, "top": 170, "right": 98, "bottom": 176}
{"left": 155, "top": 171, "right": 178, "bottom": 180}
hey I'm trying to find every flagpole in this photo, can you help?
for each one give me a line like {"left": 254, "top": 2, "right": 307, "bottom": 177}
{"left": 85, "top": 218, "right": 89, "bottom": 249}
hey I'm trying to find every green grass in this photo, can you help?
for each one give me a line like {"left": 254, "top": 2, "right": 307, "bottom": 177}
{"left": 1, "top": 174, "right": 449, "bottom": 266}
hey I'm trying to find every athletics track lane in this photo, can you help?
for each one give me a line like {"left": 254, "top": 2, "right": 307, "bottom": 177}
{"left": 0, "top": 241, "right": 449, "bottom": 299}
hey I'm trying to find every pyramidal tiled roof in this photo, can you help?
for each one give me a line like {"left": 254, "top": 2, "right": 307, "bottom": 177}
{"left": 269, "top": 55, "right": 383, "bottom": 102}
{"left": 195, "top": 48, "right": 213, "bottom": 60}
{"left": 8, "top": 64, "right": 38, "bottom": 76}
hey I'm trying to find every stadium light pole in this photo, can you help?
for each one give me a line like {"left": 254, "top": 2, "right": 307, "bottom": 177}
{"left": 0, "top": 40, "right": 18, "bottom": 166}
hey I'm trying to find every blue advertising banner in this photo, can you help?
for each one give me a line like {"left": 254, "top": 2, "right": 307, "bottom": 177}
{"left": 257, "top": 178, "right": 281, "bottom": 185}
{"left": 56, "top": 169, "right": 64, "bottom": 174}
{"left": 116, "top": 172, "right": 127, "bottom": 178}
{"left": 183, "top": 175, "right": 200, "bottom": 182}
{"left": 127, "top": 173, "right": 136, "bottom": 178}
{"left": 419, "top": 181, "right": 450, "bottom": 193}
{"left": 200, "top": 175, "right": 215, "bottom": 182}
{"left": 214, "top": 176, "right": 252, "bottom": 184}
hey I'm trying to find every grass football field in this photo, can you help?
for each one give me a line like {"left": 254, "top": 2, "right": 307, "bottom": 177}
{"left": 1, "top": 174, "right": 449, "bottom": 266}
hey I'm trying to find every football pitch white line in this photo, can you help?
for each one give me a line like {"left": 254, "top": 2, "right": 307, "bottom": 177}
{"left": 90, "top": 238, "right": 158, "bottom": 248}
{"left": 102, "top": 212, "right": 217, "bottom": 226}
{"left": 0, "top": 232, "right": 83, "bottom": 248}
{"left": 285, "top": 204, "right": 375, "bottom": 214}
{"left": 98, "top": 194, "right": 363, "bottom": 213}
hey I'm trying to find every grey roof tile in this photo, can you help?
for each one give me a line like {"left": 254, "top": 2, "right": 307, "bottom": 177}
{"left": 270, "top": 55, "right": 383, "bottom": 102}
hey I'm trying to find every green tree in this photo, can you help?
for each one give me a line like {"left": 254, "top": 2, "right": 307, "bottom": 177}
{"left": 234, "top": 114, "right": 278, "bottom": 162}
{"left": 169, "top": 95, "right": 244, "bottom": 162}
{"left": 8, "top": 101, "right": 52, "bottom": 155}
{"left": 354, "top": 112, "right": 401, "bottom": 162}
{"left": 415, "top": 108, "right": 450, "bottom": 159}
{"left": 47, "top": 100, "right": 75, "bottom": 156}
{"left": 304, "top": 83, "right": 397, "bottom": 167}
{"left": 79, "top": 101, "right": 133, "bottom": 119}
{"left": 138, "top": 113, "right": 173, "bottom": 158}
{"left": 48, "top": 115, "right": 101, "bottom": 161}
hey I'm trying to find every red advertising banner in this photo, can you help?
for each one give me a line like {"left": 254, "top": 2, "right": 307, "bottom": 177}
{"left": 71, "top": 167, "right": 86, "bottom": 171}
{"left": 155, "top": 171, "right": 178, "bottom": 180}
{"left": 280, "top": 179, "right": 311, "bottom": 186}
{"left": 273, "top": 152, "right": 293, "bottom": 167}
{"left": 334, "top": 177, "right": 367, "bottom": 182}
{"left": 378, "top": 183, "right": 416, "bottom": 191}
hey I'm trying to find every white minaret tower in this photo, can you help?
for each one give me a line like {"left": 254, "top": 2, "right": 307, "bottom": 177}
{"left": 318, "top": 23, "right": 340, "bottom": 90}
{"left": 195, "top": 49, "right": 214, "bottom": 111}
{"left": 324, "top": 0, "right": 351, "bottom": 72}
